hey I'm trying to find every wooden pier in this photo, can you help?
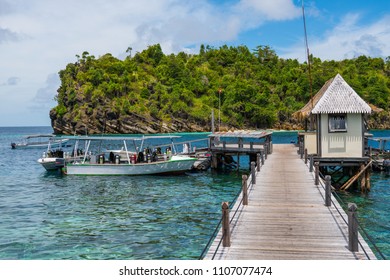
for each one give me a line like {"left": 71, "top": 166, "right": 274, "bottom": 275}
{"left": 204, "top": 144, "right": 376, "bottom": 260}
{"left": 208, "top": 131, "right": 272, "bottom": 169}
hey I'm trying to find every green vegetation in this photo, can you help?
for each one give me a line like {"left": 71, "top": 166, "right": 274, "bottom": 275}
{"left": 52, "top": 44, "right": 390, "bottom": 131}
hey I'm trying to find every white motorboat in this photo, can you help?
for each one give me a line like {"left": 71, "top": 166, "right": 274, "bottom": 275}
{"left": 37, "top": 150, "right": 66, "bottom": 171}
{"left": 37, "top": 136, "right": 84, "bottom": 171}
{"left": 62, "top": 135, "right": 197, "bottom": 176}
{"left": 11, "top": 134, "right": 69, "bottom": 149}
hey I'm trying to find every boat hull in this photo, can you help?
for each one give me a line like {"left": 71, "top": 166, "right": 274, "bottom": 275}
{"left": 64, "top": 156, "right": 197, "bottom": 175}
{"left": 37, "top": 158, "right": 65, "bottom": 171}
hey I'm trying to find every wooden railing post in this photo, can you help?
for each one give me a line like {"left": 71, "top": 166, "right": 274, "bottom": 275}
{"left": 309, "top": 155, "right": 314, "bottom": 172}
{"left": 238, "top": 138, "right": 243, "bottom": 149}
{"left": 314, "top": 162, "right": 319, "bottom": 186}
{"left": 325, "top": 175, "right": 332, "bottom": 207}
{"left": 261, "top": 151, "right": 265, "bottom": 165}
{"left": 300, "top": 143, "right": 304, "bottom": 159}
{"left": 242, "top": 175, "right": 248, "bottom": 206}
{"left": 251, "top": 162, "right": 256, "bottom": 185}
{"left": 256, "top": 153, "right": 261, "bottom": 172}
{"left": 222, "top": 202, "right": 231, "bottom": 247}
{"left": 264, "top": 144, "right": 268, "bottom": 160}
{"left": 348, "top": 203, "right": 359, "bottom": 252}
{"left": 304, "top": 148, "right": 308, "bottom": 164}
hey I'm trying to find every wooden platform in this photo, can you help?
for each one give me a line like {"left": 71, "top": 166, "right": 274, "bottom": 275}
{"left": 204, "top": 144, "right": 376, "bottom": 260}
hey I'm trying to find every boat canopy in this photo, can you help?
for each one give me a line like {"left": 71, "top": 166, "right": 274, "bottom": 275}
{"left": 51, "top": 135, "right": 181, "bottom": 141}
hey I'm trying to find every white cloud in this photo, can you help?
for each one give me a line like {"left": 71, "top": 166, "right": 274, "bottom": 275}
{"left": 0, "top": 27, "right": 22, "bottom": 43}
{"left": 1, "top": 76, "right": 20, "bottom": 86}
{"left": 281, "top": 13, "right": 390, "bottom": 61}
{"left": 237, "top": 0, "right": 301, "bottom": 21}
{"left": 31, "top": 73, "right": 59, "bottom": 107}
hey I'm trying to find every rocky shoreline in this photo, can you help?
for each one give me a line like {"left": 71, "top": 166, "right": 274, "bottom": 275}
{"left": 50, "top": 108, "right": 390, "bottom": 135}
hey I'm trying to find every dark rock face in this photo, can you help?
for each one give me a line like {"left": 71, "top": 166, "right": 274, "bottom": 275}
{"left": 50, "top": 108, "right": 209, "bottom": 135}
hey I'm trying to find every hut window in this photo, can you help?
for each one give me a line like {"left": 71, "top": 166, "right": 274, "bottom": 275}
{"left": 329, "top": 114, "right": 347, "bottom": 132}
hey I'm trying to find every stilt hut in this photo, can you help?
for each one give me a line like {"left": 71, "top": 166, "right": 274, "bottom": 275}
{"left": 296, "top": 73, "right": 372, "bottom": 191}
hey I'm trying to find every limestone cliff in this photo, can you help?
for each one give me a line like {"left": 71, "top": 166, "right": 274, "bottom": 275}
{"left": 50, "top": 107, "right": 210, "bottom": 135}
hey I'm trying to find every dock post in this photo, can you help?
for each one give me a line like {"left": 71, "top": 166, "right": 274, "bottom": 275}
{"left": 256, "top": 153, "right": 261, "bottom": 172}
{"left": 304, "top": 148, "right": 308, "bottom": 164}
{"left": 325, "top": 175, "right": 332, "bottom": 207}
{"left": 251, "top": 162, "right": 256, "bottom": 185}
{"left": 300, "top": 143, "right": 304, "bottom": 159}
{"left": 222, "top": 202, "right": 231, "bottom": 247}
{"left": 309, "top": 155, "right": 314, "bottom": 172}
{"left": 366, "top": 167, "right": 371, "bottom": 191}
{"left": 211, "top": 153, "right": 218, "bottom": 169}
{"left": 360, "top": 164, "right": 366, "bottom": 192}
{"left": 264, "top": 144, "right": 268, "bottom": 160}
{"left": 242, "top": 175, "right": 248, "bottom": 206}
{"left": 314, "top": 162, "right": 319, "bottom": 186}
{"left": 261, "top": 151, "right": 265, "bottom": 165}
{"left": 348, "top": 203, "right": 359, "bottom": 252}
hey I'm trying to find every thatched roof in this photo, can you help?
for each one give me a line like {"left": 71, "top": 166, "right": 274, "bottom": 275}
{"left": 294, "top": 74, "right": 372, "bottom": 118}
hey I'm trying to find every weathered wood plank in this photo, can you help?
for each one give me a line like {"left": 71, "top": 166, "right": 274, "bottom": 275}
{"left": 204, "top": 144, "right": 376, "bottom": 260}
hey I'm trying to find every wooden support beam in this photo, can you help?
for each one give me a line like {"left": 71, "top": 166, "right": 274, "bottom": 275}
{"left": 340, "top": 161, "right": 372, "bottom": 191}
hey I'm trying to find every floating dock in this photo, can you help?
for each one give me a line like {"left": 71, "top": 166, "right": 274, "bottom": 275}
{"left": 204, "top": 144, "right": 376, "bottom": 260}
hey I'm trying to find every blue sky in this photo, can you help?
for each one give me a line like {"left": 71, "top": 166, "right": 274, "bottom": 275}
{"left": 1, "top": 0, "right": 389, "bottom": 127}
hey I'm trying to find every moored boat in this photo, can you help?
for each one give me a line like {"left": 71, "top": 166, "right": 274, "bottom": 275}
{"left": 62, "top": 135, "right": 197, "bottom": 176}
{"left": 11, "top": 134, "right": 69, "bottom": 149}
{"left": 37, "top": 150, "right": 66, "bottom": 171}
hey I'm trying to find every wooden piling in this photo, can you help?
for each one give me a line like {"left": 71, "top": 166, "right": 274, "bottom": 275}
{"left": 309, "top": 155, "right": 314, "bottom": 172}
{"left": 348, "top": 203, "right": 359, "bottom": 252}
{"left": 261, "top": 151, "right": 265, "bottom": 165}
{"left": 304, "top": 148, "right": 308, "bottom": 164}
{"left": 325, "top": 175, "right": 332, "bottom": 207}
{"left": 242, "top": 175, "right": 248, "bottom": 206}
{"left": 366, "top": 166, "right": 371, "bottom": 191}
{"left": 360, "top": 164, "right": 366, "bottom": 192}
{"left": 222, "top": 202, "right": 230, "bottom": 247}
{"left": 251, "top": 162, "right": 256, "bottom": 185}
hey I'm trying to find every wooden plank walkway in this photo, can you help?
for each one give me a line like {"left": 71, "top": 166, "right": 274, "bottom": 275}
{"left": 204, "top": 144, "right": 376, "bottom": 260}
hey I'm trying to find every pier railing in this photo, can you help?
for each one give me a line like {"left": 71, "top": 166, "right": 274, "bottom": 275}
{"left": 199, "top": 152, "right": 264, "bottom": 259}
{"left": 310, "top": 158, "right": 386, "bottom": 260}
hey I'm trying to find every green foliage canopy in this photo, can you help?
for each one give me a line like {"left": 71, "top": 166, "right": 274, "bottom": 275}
{"left": 53, "top": 44, "right": 390, "bottom": 129}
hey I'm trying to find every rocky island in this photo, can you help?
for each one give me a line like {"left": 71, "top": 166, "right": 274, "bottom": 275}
{"left": 50, "top": 44, "right": 390, "bottom": 134}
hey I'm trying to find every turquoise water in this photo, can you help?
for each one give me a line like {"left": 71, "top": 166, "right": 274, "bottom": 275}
{"left": 336, "top": 172, "right": 390, "bottom": 259}
{"left": 0, "top": 127, "right": 388, "bottom": 259}
{"left": 0, "top": 127, "right": 244, "bottom": 260}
